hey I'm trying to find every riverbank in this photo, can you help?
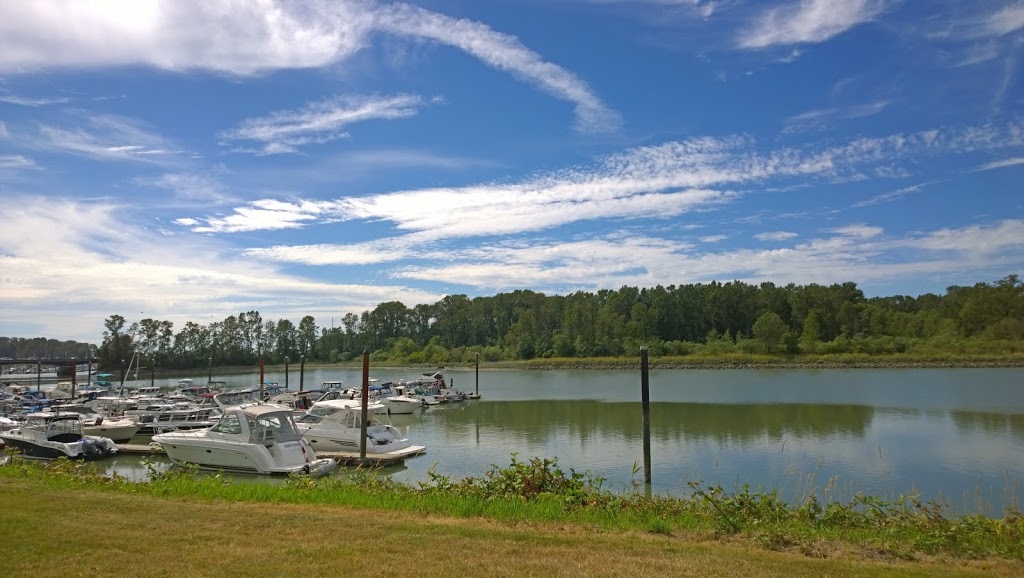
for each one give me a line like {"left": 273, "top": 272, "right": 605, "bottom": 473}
{"left": 0, "top": 460, "right": 1020, "bottom": 578}
{"left": 106, "top": 352, "right": 1024, "bottom": 380}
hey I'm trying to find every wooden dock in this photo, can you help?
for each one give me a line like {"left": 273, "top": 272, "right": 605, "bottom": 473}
{"left": 115, "top": 443, "right": 423, "bottom": 467}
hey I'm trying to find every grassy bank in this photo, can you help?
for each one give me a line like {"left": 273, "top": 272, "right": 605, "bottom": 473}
{"left": 0, "top": 456, "right": 1021, "bottom": 577}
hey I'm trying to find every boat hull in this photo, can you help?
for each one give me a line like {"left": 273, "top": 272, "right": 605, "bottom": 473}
{"left": 0, "top": 434, "right": 118, "bottom": 460}
{"left": 153, "top": 435, "right": 335, "bottom": 476}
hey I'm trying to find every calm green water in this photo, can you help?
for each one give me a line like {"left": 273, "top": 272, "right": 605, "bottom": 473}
{"left": 101, "top": 367, "right": 1024, "bottom": 514}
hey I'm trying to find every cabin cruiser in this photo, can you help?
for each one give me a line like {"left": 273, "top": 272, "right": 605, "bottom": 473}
{"left": 295, "top": 399, "right": 425, "bottom": 458}
{"left": 45, "top": 404, "right": 141, "bottom": 443}
{"left": 152, "top": 403, "right": 336, "bottom": 476}
{"left": 0, "top": 413, "right": 118, "bottom": 460}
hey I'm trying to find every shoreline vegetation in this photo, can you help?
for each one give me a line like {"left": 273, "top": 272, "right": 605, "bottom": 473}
{"left": 0, "top": 456, "right": 1021, "bottom": 577}
{"left": 139, "top": 353, "right": 1024, "bottom": 380}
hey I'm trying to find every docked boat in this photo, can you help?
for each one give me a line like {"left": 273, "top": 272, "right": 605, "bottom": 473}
{"left": 373, "top": 384, "right": 424, "bottom": 414}
{"left": 152, "top": 403, "right": 336, "bottom": 476}
{"left": 46, "top": 404, "right": 141, "bottom": 443}
{"left": 117, "top": 399, "right": 220, "bottom": 435}
{"left": 295, "top": 399, "right": 425, "bottom": 458}
{"left": 0, "top": 413, "right": 118, "bottom": 460}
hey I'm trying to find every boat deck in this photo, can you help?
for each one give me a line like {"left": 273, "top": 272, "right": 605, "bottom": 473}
{"left": 114, "top": 443, "right": 424, "bottom": 467}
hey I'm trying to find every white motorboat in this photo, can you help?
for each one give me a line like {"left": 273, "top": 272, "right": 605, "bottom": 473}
{"left": 374, "top": 384, "right": 424, "bottom": 414}
{"left": 295, "top": 399, "right": 425, "bottom": 458}
{"left": 0, "top": 413, "right": 118, "bottom": 460}
{"left": 47, "top": 404, "right": 141, "bottom": 443}
{"left": 152, "top": 403, "right": 336, "bottom": 476}
{"left": 123, "top": 402, "right": 221, "bottom": 435}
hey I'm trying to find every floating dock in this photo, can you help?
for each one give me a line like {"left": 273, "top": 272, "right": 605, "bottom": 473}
{"left": 114, "top": 443, "right": 423, "bottom": 467}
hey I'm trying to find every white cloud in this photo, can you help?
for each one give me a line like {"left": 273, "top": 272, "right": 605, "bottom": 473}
{"left": 0, "top": 92, "right": 70, "bottom": 106}
{"left": 135, "top": 172, "right": 237, "bottom": 204}
{"left": 37, "top": 114, "right": 184, "bottom": 163}
{"left": 373, "top": 2, "right": 621, "bottom": 132}
{"left": 0, "top": 196, "right": 444, "bottom": 342}
{"left": 0, "top": 121, "right": 7, "bottom": 138}
{"left": 977, "top": 157, "right": 1024, "bottom": 171}
{"left": 0, "top": 154, "right": 39, "bottom": 170}
{"left": 221, "top": 94, "right": 427, "bottom": 155}
{"left": 783, "top": 100, "right": 889, "bottom": 133}
{"left": 831, "top": 224, "right": 883, "bottom": 239}
{"left": 182, "top": 118, "right": 1024, "bottom": 260}
{"left": 738, "top": 0, "right": 886, "bottom": 49}
{"left": 896, "top": 220, "right": 1024, "bottom": 254}
{"left": 984, "top": 3, "right": 1024, "bottom": 37}
{"left": 851, "top": 182, "right": 929, "bottom": 208}
{"left": 386, "top": 220, "right": 1024, "bottom": 293}
{"left": 0, "top": 0, "right": 618, "bottom": 133}
{"left": 754, "top": 231, "right": 798, "bottom": 241}
{"left": 699, "top": 234, "right": 728, "bottom": 243}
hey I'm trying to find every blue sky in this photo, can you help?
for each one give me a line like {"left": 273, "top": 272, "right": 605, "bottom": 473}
{"left": 1, "top": 0, "right": 1022, "bottom": 343}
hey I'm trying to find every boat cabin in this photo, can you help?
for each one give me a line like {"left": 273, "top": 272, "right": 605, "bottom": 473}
{"left": 210, "top": 404, "right": 304, "bottom": 446}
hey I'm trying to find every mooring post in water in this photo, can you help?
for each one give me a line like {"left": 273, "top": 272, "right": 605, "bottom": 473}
{"left": 359, "top": 349, "right": 369, "bottom": 461}
{"left": 640, "top": 346, "right": 652, "bottom": 485}
{"left": 70, "top": 362, "right": 76, "bottom": 399}
{"left": 259, "top": 356, "right": 265, "bottom": 400}
{"left": 300, "top": 355, "right": 305, "bottom": 392}
{"left": 149, "top": 357, "right": 155, "bottom": 387}
{"left": 36, "top": 361, "right": 41, "bottom": 392}
{"left": 475, "top": 352, "right": 480, "bottom": 396}
{"left": 285, "top": 356, "right": 290, "bottom": 391}
{"left": 207, "top": 356, "right": 212, "bottom": 384}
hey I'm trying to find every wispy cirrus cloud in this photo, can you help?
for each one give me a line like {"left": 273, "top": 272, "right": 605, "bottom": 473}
{"left": 699, "top": 234, "right": 728, "bottom": 243}
{"left": 0, "top": 91, "right": 70, "bottom": 106}
{"left": 177, "top": 118, "right": 1024, "bottom": 270}
{"left": 134, "top": 172, "right": 238, "bottom": 205}
{"left": 386, "top": 220, "right": 1024, "bottom": 294}
{"left": 851, "top": 182, "right": 931, "bottom": 208}
{"left": 0, "top": 154, "right": 40, "bottom": 170}
{"left": 0, "top": 0, "right": 618, "bottom": 133}
{"left": 221, "top": 94, "right": 430, "bottom": 155}
{"left": 981, "top": 2, "right": 1024, "bottom": 38}
{"left": 738, "top": 0, "right": 887, "bottom": 49}
{"left": 37, "top": 114, "right": 184, "bottom": 163}
{"left": 782, "top": 100, "right": 890, "bottom": 133}
{"left": 976, "top": 157, "right": 1024, "bottom": 171}
{"left": 754, "top": 231, "right": 798, "bottom": 241}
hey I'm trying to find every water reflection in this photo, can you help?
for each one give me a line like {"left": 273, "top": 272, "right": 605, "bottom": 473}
{"left": 21, "top": 368, "right": 1021, "bottom": 515}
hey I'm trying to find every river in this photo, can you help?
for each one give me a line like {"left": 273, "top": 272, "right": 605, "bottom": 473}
{"left": 97, "top": 367, "right": 1023, "bottom": 514}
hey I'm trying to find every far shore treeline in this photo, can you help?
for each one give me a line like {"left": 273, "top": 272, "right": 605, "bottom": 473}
{"left": 3, "top": 275, "right": 1023, "bottom": 372}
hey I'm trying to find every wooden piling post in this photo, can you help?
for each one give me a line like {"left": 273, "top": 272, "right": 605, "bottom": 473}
{"left": 300, "top": 355, "right": 305, "bottom": 392}
{"left": 640, "top": 346, "right": 652, "bottom": 485}
{"left": 475, "top": 352, "right": 479, "bottom": 396}
{"left": 359, "top": 349, "right": 369, "bottom": 461}
{"left": 259, "top": 356, "right": 265, "bottom": 400}
{"left": 285, "top": 357, "right": 290, "bottom": 391}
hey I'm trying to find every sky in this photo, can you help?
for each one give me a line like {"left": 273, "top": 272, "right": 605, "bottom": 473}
{"left": 0, "top": 0, "right": 1022, "bottom": 344}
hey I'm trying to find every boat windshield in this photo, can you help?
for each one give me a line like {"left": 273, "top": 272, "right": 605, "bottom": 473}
{"left": 210, "top": 413, "right": 242, "bottom": 434}
{"left": 246, "top": 413, "right": 300, "bottom": 444}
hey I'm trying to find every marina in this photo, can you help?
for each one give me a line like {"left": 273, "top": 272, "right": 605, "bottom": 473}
{"left": 3, "top": 366, "right": 1024, "bottom": 515}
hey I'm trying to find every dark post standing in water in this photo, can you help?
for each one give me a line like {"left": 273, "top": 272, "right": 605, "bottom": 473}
{"left": 149, "top": 357, "right": 155, "bottom": 387}
{"left": 284, "top": 357, "right": 290, "bottom": 391}
{"left": 36, "top": 361, "right": 41, "bottom": 392}
{"left": 70, "top": 362, "right": 76, "bottom": 399}
{"left": 259, "top": 356, "right": 265, "bottom": 399}
{"left": 299, "top": 355, "right": 305, "bottom": 392}
{"left": 207, "top": 356, "right": 212, "bottom": 383}
{"left": 475, "top": 352, "right": 480, "bottom": 396}
{"left": 120, "top": 359, "right": 126, "bottom": 387}
{"left": 359, "top": 349, "right": 370, "bottom": 461}
{"left": 640, "top": 346, "right": 652, "bottom": 485}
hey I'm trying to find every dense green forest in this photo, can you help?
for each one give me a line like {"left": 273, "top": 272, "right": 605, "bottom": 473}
{"left": 0, "top": 337, "right": 95, "bottom": 361}
{"left": 80, "top": 275, "right": 1024, "bottom": 371}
